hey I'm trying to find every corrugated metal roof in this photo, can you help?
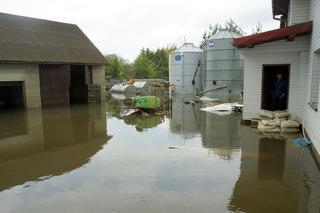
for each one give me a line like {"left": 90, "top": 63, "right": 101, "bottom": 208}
{"left": 0, "top": 13, "right": 107, "bottom": 65}
{"left": 233, "top": 21, "right": 313, "bottom": 48}
{"left": 175, "top": 43, "right": 202, "bottom": 53}
{"left": 210, "top": 30, "right": 241, "bottom": 40}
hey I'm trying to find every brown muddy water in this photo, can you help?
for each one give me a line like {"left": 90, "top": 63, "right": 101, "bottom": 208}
{"left": 0, "top": 95, "right": 319, "bottom": 213}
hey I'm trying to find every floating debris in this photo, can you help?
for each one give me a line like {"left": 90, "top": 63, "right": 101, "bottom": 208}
{"left": 131, "top": 96, "right": 161, "bottom": 111}
{"left": 200, "top": 103, "right": 243, "bottom": 115}
{"left": 293, "top": 138, "right": 311, "bottom": 148}
{"left": 199, "top": 96, "right": 219, "bottom": 102}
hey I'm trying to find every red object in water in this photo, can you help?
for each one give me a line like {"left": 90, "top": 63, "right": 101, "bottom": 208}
{"left": 233, "top": 21, "right": 313, "bottom": 48}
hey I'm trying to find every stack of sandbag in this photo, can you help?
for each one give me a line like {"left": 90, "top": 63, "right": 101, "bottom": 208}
{"left": 258, "top": 115, "right": 281, "bottom": 132}
{"left": 257, "top": 109, "right": 300, "bottom": 133}
{"left": 273, "top": 110, "right": 289, "bottom": 121}
{"left": 280, "top": 117, "right": 300, "bottom": 133}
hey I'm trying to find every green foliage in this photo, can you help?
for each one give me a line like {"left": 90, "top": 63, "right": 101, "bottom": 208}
{"left": 133, "top": 52, "right": 157, "bottom": 79}
{"left": 105, "top": 46, "right": 174, "bottom": 80}
{"left": 105, "top": 54, "right": 132, "bottom": 79}
{"left": 133, "top": 46, "right": 175, "bottom": 79}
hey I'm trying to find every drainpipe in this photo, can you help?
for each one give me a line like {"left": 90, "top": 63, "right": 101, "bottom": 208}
{"left": 273, "top": 14, "right": 288, "bottom": 28}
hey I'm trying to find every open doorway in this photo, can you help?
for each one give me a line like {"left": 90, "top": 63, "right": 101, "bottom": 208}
{"left": 69, "top": 65, "right": 92, "bottom": 104}
{"left": 261, "top": 65, "right": 290, "bottom": 111}
{"left": 0, "top": 81, "right": 25, "bottom": 109}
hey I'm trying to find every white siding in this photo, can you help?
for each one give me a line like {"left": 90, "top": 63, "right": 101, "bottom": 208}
{"left": 240, "top": 36, "right": 310, "bottom": 120}
{"left": 288, "top": 0, "right": 311, "bottom": 25}
{"left": 303, "top": 0, "right": 320, "bottom": 154}
{"left": 310, "top": 0, "right": 320, "bottom": 52}
{"left": 241, "top": 0, "right": 320, "bottom": 162}
{"left": 310, "top": 53, "right": 320, "bottom": 104}
{"left": 305, "top": 107, "right": 320, "bottom": 154}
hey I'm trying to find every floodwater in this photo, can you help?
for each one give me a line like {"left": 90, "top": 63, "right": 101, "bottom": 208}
{"left": 0, "top": 95, "right": 320, "bottom": 213}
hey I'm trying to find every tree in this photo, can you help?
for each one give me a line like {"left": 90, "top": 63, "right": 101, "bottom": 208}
{"left": 133, "top": 53, "right": 157, "bottom": 79}
{"left": 105, "top": 54, "right": 131, "bottom": 79}
{"left": 133, "top": 46, "right": 175, "bottom": 79}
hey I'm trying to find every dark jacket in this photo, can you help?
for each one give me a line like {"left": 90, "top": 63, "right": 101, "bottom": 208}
{"left": 272, "top": 79, "right": 286, "bottom": 99}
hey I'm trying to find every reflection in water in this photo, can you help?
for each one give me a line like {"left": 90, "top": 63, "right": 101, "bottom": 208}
{"left": 169, "top": 96, "right": 320, "bottom": 212}
{"left": 169, "top": 96, "right": 240, "bottom": 160}
{"left": 201, "top": 113, "right": 240, "bottom": 160}
{"left": 123, "top": 111, "right": 165, "bottom": 132}
{"left": 258, "top": 137, "right": 286, "bottom": 180}
{"left": 106, "top": 95, "right": 167, "bottom": 132}
{"left": 0, "top": 105, "right": 109, "bottom": 192}
{"left": 169, "top": 96, "right": 202, "bottom": 140}
{"left": 0, "top": 110, "right": 28, "bottom": 139}
{"left": 0, "top": 94, "right": 319, "bottom": 213}
{"left": 229, "top": 133, "right": 320, "bottom": 213}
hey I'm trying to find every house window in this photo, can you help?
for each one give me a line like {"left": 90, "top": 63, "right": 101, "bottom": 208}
{"left": 309, "top": 53, "right": 320, "bottom": 111}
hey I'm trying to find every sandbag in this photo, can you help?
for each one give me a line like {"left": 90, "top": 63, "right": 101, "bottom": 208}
{"left": 260, "top": 109, "right": 274, "bottom": 119}
{"left": 258, "top": 122, "right": 280, "bottom": 132}
{"left": 281, "top": 120, "right": 300, "bottom": 128}
{"left": 273, "top": 110, "right": 289, "bottom": 119}
{"left": 261, "top": 117, "right": 280, "bottom": 127}
{"left": 281, "top": 128, "right": 300, "bottom": 133}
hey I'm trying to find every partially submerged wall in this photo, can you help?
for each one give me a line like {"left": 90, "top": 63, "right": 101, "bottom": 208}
{"left": 39, "top": 65, "right": 71, "bottom": 107}
{"left": 0, "top": 64, "right": 41, "bottom": 109}
{"left": 303, "top": 0, "right": 320, "bottom": 158}
{"left": 92, "top": 65, "right": 106, "bottom": 102}
{"left": 240, "top": 36, "right": 310, "bottom": 120}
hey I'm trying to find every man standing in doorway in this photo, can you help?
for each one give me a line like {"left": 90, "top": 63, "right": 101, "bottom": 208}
{"left": 271, "top": 73, "right": 287, "bottom": 110}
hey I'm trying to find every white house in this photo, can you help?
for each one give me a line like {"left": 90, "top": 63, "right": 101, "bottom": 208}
{"left": 233, "top": 0, "right": 320, "bottom": 162}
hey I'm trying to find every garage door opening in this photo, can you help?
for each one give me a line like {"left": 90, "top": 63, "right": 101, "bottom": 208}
{"left": 0, "top": 81, "right": 25, "bottom": 109}
{"left": 261, "top": 65, "right": 290, "bottom": 111}
{"left": 70, "top": 65, "right": 92, "bottom": 104}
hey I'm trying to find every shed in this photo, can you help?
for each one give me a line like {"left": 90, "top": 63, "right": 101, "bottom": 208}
{"left": 0, "top": 12, "right": 107, "bottom": 109}
{"left": 233, "top": 21, "right": 313, "bottom": 120}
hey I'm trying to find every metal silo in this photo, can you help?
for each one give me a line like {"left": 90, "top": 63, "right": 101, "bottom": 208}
{"left": 169, "top": 43, "right": 202, "bottom": 95}
{"left": 202, "top": 30, "right": 243, "bottom": 102}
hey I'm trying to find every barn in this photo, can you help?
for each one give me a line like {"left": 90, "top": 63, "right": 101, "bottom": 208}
{"left": 0, "top": 12, "right": 107, "bottom": 109}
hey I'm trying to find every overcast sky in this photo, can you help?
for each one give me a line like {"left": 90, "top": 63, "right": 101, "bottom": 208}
{"left": 2, "top": 0, "right": 278, "bottom": 62}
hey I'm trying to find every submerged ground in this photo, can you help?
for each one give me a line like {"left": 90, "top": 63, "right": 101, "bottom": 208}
{"left": 0, "top": 94, "right": 319, "bottom": 213}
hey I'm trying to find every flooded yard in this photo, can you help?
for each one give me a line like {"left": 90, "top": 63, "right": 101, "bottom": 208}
{"left": 0, "top": 95, "right": 320, "bottom": 213}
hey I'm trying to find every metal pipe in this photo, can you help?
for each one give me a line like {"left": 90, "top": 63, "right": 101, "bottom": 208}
{"left": 198, "top": 85, "right": 227, "bottom": 95}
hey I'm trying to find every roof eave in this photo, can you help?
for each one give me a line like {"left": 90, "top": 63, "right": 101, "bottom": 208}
{"left": 0, "top": 60, "right": 108, "bottom": 66}
{"left": 232, "top": 21, "right": 313, "bottom": 49}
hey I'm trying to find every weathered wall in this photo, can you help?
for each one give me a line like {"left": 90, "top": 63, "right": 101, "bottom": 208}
{"left": 240, "top": 36, "right": 310, "bottom": 120}
{"left": 0, "top": 64, "right": 41, "bottom": 108}
{"left": 92, "top": 65, "right": 106, "bottom": 102}
{"left": 39, "top": 65, "right": 71, "bottom": 107}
